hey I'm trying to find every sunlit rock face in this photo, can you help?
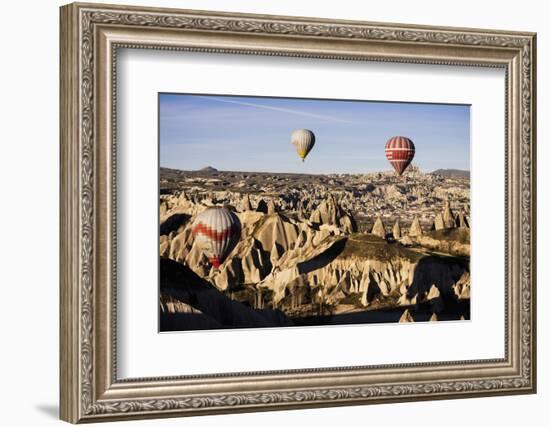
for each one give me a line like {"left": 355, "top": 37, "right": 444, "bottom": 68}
{"left": 159, "top": 167, "right": 471, "bottom": 328}
{"left": 309, "top": 195, "right": 357, "bottom": 234}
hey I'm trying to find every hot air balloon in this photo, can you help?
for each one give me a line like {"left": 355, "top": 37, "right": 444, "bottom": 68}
{"left": 385, "top": 136, "right": 415, "bottom": 176}
{"left": 191, "top": 207, "right": 241, "bottom": 269}
{"left": 291, "top": 129, "right": 315, "bottom": 162}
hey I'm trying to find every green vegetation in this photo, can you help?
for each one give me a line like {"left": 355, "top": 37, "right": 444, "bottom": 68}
{"left": 339, "top": 293, "right": 363, "bottom": 307}
{"left": 332, "top": 290, "right": 403, "bottom": 312}
{"left": 227, "top": 285, "right": 277, "bottom": 309}
{"left": 426, "top": 227, "right": 470, "bottom": 245}
{"left": 338, "top": 233, "right": 424, "bottom": 263}
{"left": 366, "top": 290, "right": 401, "bottom": 311}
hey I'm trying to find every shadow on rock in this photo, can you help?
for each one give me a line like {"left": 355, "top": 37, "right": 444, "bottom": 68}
{"left": 160, "top": 258, "right": 293, "bottom": 331}
{"left": 160, "top": 213, "right": 191, "bottom": 235}
{"left": 407, "top": 255, "right": 468, "bottom": 300}
{"left": 297, "top": 237, "right": 347, "bottom": 275}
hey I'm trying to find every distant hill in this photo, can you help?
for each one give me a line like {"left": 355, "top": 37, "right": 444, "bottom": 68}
{"left": 199, "top": 166, "right": 218, "bottom": 173}
{"left": 430, "top": 169, "right": 470, "bottom": 178}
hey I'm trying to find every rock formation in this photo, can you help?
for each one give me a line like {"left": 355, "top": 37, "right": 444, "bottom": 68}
{"left": 408, "top": 215, "right": 423, "bottom": 237}
{"left": 241, "top": 194, "right": 253, "bottom": 211}
{"left": 399, "top": 309, "right": 414, "bottom": 323}
{"left": 240, "top": 239, "right": 270, "bottom": 283}
{"left": 159, "top": 166, "right": 471, "bottom": 328}
{"left": 415, "top": 230, "right": 470, "bottom": 257}
{"left": 457, "top": 211, "right": 470, "bottom": 228}
{"left": 159, "top": 258, "right": 293, "bottom": 330}
{"left": 309, "top": 195, "right": 357, "bottom": 234}
{"left": 160, "top": 165, "right": 470, "bottom": 233}
{"left": 160, "top": 292, "right": 203, "bottom": 315}
{"left": 254, "top": 213, "right": 299, "bottom": 256}
{"left": 453, "top": 271, "right": 470, "bottom": 299}
{"left": 371, "top": 215, "right": 386, "bottom": 239}
{"left": 392, "top": 220, "right": 402, "bottom": 240}
{"left": 266, "top": 199, "right": 277, "bottom": 214}
{"left": 431, "top": 201, "right": 467, "bottom": 231}
{"left": 371, "top": 184, "right": 407, "bottom": 203}
{"left": 433, "top": 212, "right": 445, "bottom": 230}
{"left": 398, "top": 292, "right": 417, "bottom": 306}
{"left": 442, "top": 200, "right": 456, "bottom": 229}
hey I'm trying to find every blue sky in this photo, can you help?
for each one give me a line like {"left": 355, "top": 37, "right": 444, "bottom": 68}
{"left": 159, "top": 93, "right": 470, "bottom": 174}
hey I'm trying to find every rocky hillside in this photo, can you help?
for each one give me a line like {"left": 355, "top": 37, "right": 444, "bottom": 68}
{"left": 159, "top": 189, "right": 470, "bottom": 328}
{"left": 430, "top": 169, "right": 470, "bottom": 179}
{"left": 159, "top": 166, "right": 470, "bottom": 233}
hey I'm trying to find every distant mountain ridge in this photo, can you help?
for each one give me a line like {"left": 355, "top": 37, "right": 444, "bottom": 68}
{"left": 430, "top": 169, "right": 470, "bottom": 178}
{"left": 161, "top": 166, "right": 470, "bottom": 179}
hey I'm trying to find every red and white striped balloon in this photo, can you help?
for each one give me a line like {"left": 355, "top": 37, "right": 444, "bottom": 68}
{"left": 385, "top": 136, "right": 415, "bottom": 176}
{"left": 191, "top": 207, "right": 241, "bottom": 269}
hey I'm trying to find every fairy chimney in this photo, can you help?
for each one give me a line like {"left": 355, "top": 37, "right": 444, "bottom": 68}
{"left": 266, "top": 199, "right": 277, "bottom": 214}
{"left": 433, "top": 212, "right": 445, "bottom": 230}
{"left": 399, "top": 309, "right": 415, "bottom": 323}
{"left": 443, "top": 200, "right": 456, "bottom": 228}
{"left": 371, "top": 215, "right": 386, "bottom": 239}
{"left": 457, "top": 211, "right": 470, "bottom": 228}
{"left": 408, "top": 216, "right": 423, "bottom": 237}
{"left": 392, "top": 220, "right": 402, "bottom": 240}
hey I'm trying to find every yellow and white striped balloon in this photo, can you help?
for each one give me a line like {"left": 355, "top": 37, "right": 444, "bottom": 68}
{"left": 291, "top": 129, "right": 315, "bottom": 162}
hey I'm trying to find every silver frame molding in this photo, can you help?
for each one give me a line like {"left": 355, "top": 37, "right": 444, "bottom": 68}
{"left": 60, "top": 2, "right": 537, "bottom": 423}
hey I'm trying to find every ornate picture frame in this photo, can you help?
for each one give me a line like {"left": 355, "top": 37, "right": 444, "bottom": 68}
{"left": 60, "top": 2, "right": 536, "bottom": 423}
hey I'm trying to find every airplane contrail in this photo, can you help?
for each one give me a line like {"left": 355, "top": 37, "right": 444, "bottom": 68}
{"left": 192, "top": 95, "right": 356, "bottom": 124}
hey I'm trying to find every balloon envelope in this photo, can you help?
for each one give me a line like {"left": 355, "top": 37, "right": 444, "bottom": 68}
{"left": 385, "top": 136, "right": 415, "bottom": 176}
{"left": 291, "top": 129, "right": 315, "bottom": 162}
{"left": 191, "top": 207, "right": 241, "bottom": 269}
